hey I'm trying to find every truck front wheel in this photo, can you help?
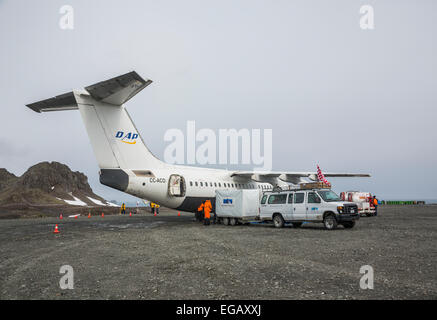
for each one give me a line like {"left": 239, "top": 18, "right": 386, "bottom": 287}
{"left": 273, "top": 214, "right": 285, "bottom": 228}
{"left": 323, "top": 214, "right": 337, "bottom": 230}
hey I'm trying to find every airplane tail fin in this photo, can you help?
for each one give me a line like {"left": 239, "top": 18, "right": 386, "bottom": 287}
{"left": 26, "top": 71, "right": 165, "bottom": 171}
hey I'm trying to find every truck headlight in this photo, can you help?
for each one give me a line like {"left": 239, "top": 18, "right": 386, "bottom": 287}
{"left": 337, "top": 206, "right": 344, "bottom": 213}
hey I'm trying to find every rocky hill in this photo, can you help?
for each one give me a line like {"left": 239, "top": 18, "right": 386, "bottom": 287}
{"left": 0, "top": 162, "right": 118, "bottom": 218}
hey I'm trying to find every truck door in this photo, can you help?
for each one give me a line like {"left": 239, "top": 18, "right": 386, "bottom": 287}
{"left": 259, "top": 194, "right": 269, "bottom": 219}
{"left": 307, "top": 192, "right": 322, "bottom": 221}
{"left": 267, "top": 193, "right": 287, "bottom": 219}
{"left": 284, "top": 192, "right": 294, "bottom": 220}
{"left": 292, "top": 192, "right": 306, "bottom": 220}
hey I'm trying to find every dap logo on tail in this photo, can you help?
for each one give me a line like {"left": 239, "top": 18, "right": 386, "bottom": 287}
{"left": 115, "top": 131, "right": 139, "bottom": 145}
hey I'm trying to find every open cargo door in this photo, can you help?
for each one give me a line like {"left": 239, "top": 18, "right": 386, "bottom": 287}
{"left": 168, "top": 174, "right": 186, "bottom": 197}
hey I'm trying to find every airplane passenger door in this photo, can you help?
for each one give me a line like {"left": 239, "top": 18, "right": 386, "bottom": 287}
{"left": 292, "top": 192, "right": 306, "bottom": 220}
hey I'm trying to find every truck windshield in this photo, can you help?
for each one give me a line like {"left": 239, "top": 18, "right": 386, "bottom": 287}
{"left": 317, "top": 190, "right": 341, "bottom": 202}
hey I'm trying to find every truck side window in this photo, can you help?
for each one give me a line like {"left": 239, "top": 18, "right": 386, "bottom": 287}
{"left": 261, "top": 195, "right": 268, "bottom": 204}
{"left": 268, "top": 194, "right": 287, "bottom": 204}
{"left": 294, "top": 193, "right": 305, "bottom": 203}
{"left": 287, "top": 193, "right": 294, "bottom": 203}
{"left": 308, "top": 192, "right": 321, "bottom": 203}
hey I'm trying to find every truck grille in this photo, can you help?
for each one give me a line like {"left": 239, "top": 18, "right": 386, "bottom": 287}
{"left": 344, "top": 204, "right": 358, "bottom": 214}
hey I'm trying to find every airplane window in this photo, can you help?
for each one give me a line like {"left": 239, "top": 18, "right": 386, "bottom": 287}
{"left": 214, "top": 182, "right": 217, "bottom": 187}
{"left": 218, "top": 183, "right": 221, "bottom": 187}
{"left": 195, "top": 182, "right": 198, "bottom": 187}
{"left": 200, "top": 182, "right": 203, "bottom": 187}
{"left": 190, "top": 181, "right": 193, "bottom": 186}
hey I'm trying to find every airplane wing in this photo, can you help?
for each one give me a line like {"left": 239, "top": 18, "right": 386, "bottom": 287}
{"left": 230, "top": 171, "right": 370, "bottom": 184}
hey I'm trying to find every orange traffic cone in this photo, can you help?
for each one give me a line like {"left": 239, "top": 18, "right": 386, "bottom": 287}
{"left": 129, "top": 212, "right": 132, "bottom": 217}
{"left": 53, "top": 224, "right": 60, "bottom": 234}
{"left": 74, "top": 215, "right": 78, "bottom": 219}
{"left": 101, "top": 212, "right": 104, "bottom": 218}
{"left": 88, "top": 212, "right": 91, "bottom": 218}
{"left": 178, "top": 212, "right": 181, "bottom": 217}
{"left": 154, "top": 212, "right": 157, "bottom": 217}
{"left": 59, "top": 214, "right": 63, "bottom": 220}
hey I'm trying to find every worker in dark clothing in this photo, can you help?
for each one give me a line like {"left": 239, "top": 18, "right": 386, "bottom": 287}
{"left": 197, "top": 202, "right": 204, "bottom": 222}
{"left": 372, "top": 196, "right": 378, "bottom": 216}
{"left": 203, "top": 200, "right": 212, "bottom": 226}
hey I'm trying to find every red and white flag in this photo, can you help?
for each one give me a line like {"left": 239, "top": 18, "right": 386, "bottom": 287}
{"left": 317, "top": 165, "right": 331, "bottom": 186}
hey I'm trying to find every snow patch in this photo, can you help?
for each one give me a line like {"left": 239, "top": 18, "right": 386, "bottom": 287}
{"left": 60, "top": 196, "right": 88, "bottom": 206}
{"left": 106, "top": 202, "right": 119, "bottom": 207}
{"left": 87, "top": 196, "right": 106, "bottom": 206}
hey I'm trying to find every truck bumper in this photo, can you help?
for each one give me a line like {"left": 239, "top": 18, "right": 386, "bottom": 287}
{"left": 337, "top": 213, "right": 360, "bottom": 222}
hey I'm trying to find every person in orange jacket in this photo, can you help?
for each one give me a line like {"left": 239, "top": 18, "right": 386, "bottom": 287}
{"left": 196, "top": 202, "right": 204, "bottom": 222}
{"left": 203, "top": 200, "right": 212, "bottom": 226}
{"left": 372, "top": 196, "right": 379, "bottom": 216}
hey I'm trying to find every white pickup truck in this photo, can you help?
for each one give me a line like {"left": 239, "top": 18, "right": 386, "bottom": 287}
{"left": 259, "top": 188, "right": 359, "bottom": 230}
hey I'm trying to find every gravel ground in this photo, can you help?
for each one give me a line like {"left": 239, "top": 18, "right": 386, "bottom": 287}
{"left": 0, "top": 205, "right": 435, "bottom": 300}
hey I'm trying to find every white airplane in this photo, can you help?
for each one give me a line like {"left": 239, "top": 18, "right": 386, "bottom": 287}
{"left": 27, "top": 72, "right": 370, "bottom": 212}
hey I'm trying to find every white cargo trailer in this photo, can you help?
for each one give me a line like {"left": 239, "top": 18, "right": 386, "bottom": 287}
{"left": 215, "top": 189, "right": 260, "bottom": 225}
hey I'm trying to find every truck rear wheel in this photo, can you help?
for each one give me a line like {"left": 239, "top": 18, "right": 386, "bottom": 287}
{"left": 230, "top": 218, "right": 237, "bottom": 226}
{"left": 343, "top": 221, "right": 355, "bottom": 229}
{"left": 323, "top": 214, "right": 337, "bottom": 230}
{"left": 223, "top": 217, "right": 229, "bottom": 226}
{"left": 273, "top": 214, "right": 284, "bottom": 228}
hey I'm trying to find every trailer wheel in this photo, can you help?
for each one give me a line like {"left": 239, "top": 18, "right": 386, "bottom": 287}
{"left": 223, "top": 217, "right": 229, "bottom": 226}
{"left": 343, "top": 221, "right": 355, "bottom": 229}
{"left": 230, "top": 218, "right": 237, "bottom": 226}
{"left": 323, "top": 213, "right": 337, "bottom": 230}
{"left": 292, "top": 222, "right": 303, "bottom": 228}
{"left": 273, "top": 214, "right": 284, "bottom": 228}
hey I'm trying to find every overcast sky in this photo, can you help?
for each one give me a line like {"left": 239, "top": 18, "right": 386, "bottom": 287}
{"left": 0, "top": 0, "right": 436, "bottom": 202}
